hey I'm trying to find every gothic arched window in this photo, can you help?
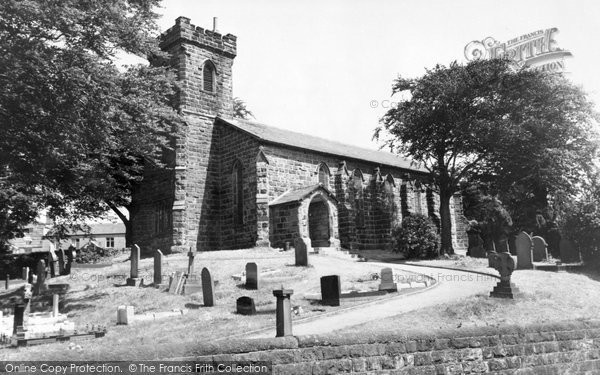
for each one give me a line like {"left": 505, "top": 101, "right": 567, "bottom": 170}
{"left": 232, "top": 160, "right": 243, "bottom": 226}
{"left": 202, "top": 60, "right": 216, "bottom": 92}
{"left": 353, "top": 169, "right": 365, "bottom": 228}
{"left": 317, "top": 162, "right": 331, "bottom": 189}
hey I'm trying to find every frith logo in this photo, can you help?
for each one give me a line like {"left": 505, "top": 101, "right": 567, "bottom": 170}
{"left": 464, "top": 28, "right": 572, "bottom": 73}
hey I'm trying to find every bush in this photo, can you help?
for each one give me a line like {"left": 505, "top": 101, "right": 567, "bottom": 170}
{"left": 562, "top": 193, "right": 600, "bottom": 266}
{"left": 76, "top": 242, "right": 121, "bottom": 264}
{"left": 392, "top": 214, "right": 440, "bottom": 259}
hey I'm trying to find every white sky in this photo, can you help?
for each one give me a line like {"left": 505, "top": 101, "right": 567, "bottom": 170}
{"left": 155, "top": 0, "right": 600, "bottom": 151}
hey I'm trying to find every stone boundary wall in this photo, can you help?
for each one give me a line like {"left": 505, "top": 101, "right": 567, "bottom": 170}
{"left": 187, "top": 320, "right": 600, "bottom": 374}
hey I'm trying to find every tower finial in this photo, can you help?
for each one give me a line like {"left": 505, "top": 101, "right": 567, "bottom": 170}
{"left": 213, "top": 17, "right": 218, "bottom": 33}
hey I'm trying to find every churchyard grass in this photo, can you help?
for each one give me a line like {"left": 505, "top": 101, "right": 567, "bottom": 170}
{"left": 1, "top": 248, "right": 419, "bottom": 360}
{"left": 334, "top": 267, "right": 600, "bottom": 334}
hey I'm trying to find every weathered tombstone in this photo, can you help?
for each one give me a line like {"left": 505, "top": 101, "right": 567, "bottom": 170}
{"left": 13, "top": 304, "right": 25, "bottom": 335}
{"left": 126, "top": 245, "right": 141, "bottom": 286}
{"left": 116, "top": 305, "right": 135, "bottom": 325}
{"left": 559, "top": 239, "right": 580, "bottom": 263}
{"left": 320, "top": 275, "right": 341, "bottom": 306}
{"left": 33, "top": 259, "right": 47, "bottom": 295}
{"left": 57, "top": 248, "right": 66, "bottom": 275}
{"left": 169, "top": 271, "right": 184, "bottom": 294}
{"left": 378, "top": 267, "right": 398, "bottom": 292}
{"left": 273, "top": 288, "right": 294, "bottom": 337}
{"left": 236, "top": 296, "right": 256, "bottom": 315}
{"left": 201, "top": 268, "right": 215, "bottom": 307}
{"left": 531, "top": 236, "right": 549, "bottom": 262}
{"left": 52, "top": 294, "right": 59, "bottom": 317}
{"left": 488, "top": 252, "right": 520, "bottom": 298}
{"left": 187, "top": 247, "right": 196, "bottom": 275}
{"left": 22, "top": 267, "right": 29, "bottom": 281}
{"left": 47, "top": 244, "right": 58, "bottom": 278}
{"left": 515, "top": 231, "right": 533, "bottom": 269}
{"left": 294, "top": 237, "right": 310, "bottom": 266}
{"left": 245, "top": 262, "right": 258, "bottom": 289}
{"left": 153, "top": 249, "right": 163, "bottom": 287}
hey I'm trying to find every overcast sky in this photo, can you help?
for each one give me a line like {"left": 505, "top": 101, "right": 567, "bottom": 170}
{"left": 155, "top": 0, "right": 600, "bottom": 151}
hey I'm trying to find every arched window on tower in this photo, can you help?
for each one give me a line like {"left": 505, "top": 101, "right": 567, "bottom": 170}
{"left": 202, "top": 60, "right": 216, "bottom": 92}
{"left": 317, "top": 162, "right": 331, "bottom": 189}
{"left": 232, "top": 160, "right": 244, "bottom": 226}
{"left": 353, "top": 169, "right": 365, "bottom": 228}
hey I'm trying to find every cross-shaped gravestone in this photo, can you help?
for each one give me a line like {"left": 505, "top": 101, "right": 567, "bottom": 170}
{"left": 488, "top": 251, "right": 521, "bottom": 298}
{"left": 201, "top": 267, "right": 215, "bottom": 307}
{"left": 378, "top": 267, "right": 398, "bottom": 292}
{"left": 245, "top": 262, "right": 258, "bottom": 289}
{"left": 320, "top": 275, "right": 341, "bottom": 306}
{"left": 187, "top": 247, "right": 195, "bottom": 276}
{"left": 126, "top": 245, "right": 141, "bottom": 286}
{"left": 515, "top": 232, "right": 533, "bottom": 269}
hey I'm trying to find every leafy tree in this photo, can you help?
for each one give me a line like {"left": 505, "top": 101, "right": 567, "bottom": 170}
{"left": 0, "top": 0, "right": 181, "bottom": 250}
{"left": 375, "top": 58, "right": 598, "bottom": 255}
{"left": 233, "top": 97, "right": 254, "bottom": 120}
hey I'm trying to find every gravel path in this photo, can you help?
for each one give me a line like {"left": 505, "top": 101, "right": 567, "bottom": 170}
{"left": 248, "top": 261, "right": 499, "bottom": 338}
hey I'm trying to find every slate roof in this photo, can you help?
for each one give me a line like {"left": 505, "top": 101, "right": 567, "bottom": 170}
{"left": 269, "top": 184, "right": 338, "bottom": 207}
{"left": 218, "top": 117, "right": 426, "bottom": 173}
{"left": 70, "top": 223, "right": 125, "bottom": 236}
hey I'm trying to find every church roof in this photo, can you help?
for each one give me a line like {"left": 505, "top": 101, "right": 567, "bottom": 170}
{"left": 269, "top": 184, "right": 338, "bottom": 206}
{"left": 218, "top": 117, "right": 426, "bottom": 172}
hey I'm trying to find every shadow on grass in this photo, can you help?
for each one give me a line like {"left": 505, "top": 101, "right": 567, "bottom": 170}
{"left": 62, "top": 292, "right": 111, "bottom": 313}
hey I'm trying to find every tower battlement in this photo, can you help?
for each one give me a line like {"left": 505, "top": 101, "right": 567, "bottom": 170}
{"left": 160, "top": 16, "right": 237, "bottom": 57}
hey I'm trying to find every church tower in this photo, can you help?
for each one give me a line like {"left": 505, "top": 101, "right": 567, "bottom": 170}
{"left": 130, "top": 17, "right": 237, "bottom": 253}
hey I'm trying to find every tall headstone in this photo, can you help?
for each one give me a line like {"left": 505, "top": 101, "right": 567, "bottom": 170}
{"left": 201, "top": 268, "right": 215, "bottom": 307}
{"left": 22, "top": 267, "right": 29, "bottom": 282}
{"left": 187, "top": 247, "right": 195, "bottom": 275}
{"left": 57, "top": 248, "right": 66, "bottom": 275}
{"left": 320, "top": 275, "right": 341, "bottom": 306}
{"left": 559, "top": 239, "right": 580, "bottom": 263}
{"left": 294, "top": 237, "right": 310, "bottom": 266}
{"left": 273, "top": 288, "right": 294, "bottom": 337}
{"left": 126, "top": 245, "right": 141, "bottom": 286}
{"left": 52, "top": 294, "right": 59, "bottom": 317}
{"left": 378, "top": 267, "right": 398, "bottom": 292}
{"left": 13, "top": 304, "right": 25, "bottom": 335}
{"left": 245, "top": 262, "right": 258, "bottom": 289}
{"left": 236, "top": 296, "right": 256, "bottom": 315}
{"left": 531, "top": 236, "right": 548, "bottom": 262}
{"left": 33, "top": 259, "right": 47, "bottom": 295}
{"left": 153, "top": 249, "right": 163, "bottom": 287}
{"left": 47, "top": 244, "right": 58, "bottom": 278}
{"left": 515, "top": 232, "right": 533, "bottom": 269}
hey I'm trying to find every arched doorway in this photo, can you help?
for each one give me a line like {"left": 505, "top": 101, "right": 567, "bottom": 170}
{"left": 309, "top": 195, "right": 330, "bottom": 247}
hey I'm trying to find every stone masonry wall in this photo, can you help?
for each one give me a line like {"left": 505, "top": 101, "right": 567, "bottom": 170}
{"left": 130, "top": 17, "right": 237, "bottom": 253}
{"left": 215, "top": 121, "right": 260, "bottom": 249}
{"left": 191, "top": 320, "right": 600, "bottom": 374}
{"left": 262, "top": 144, "right": 436, "bottom": 251}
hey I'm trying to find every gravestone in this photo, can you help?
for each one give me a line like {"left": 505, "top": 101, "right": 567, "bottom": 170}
{"left": 515, "top": 232, "right": 533, "bottom": 269}
{"left": 236, "top": 296, "right": 256, "bottom": 315}
{"left": 126, "top": 245, "right": 141, "bottom": 286}
{"left": 52, "top": 294, "right": 59, "bottom": 317}
{"left": 294, "top": 237, "right": 310, "bottom": 266}
{"left": 65, "top": 246, "right": 76, "bottom": 275}
{"left": 273, "top": 288, "right": 294, "bottom": 337}
{"left": 22, "top": 267, "right": 29, "bottom": 282}
{"left": 153, "top": 250, "right": 163, "bottom": 287}
{"left": 116, "top": 305, "right": 135, "bottom": 325}
{"left": 13, "top": 304, "right": 25, "bottom": 335}
{"left": 378, "top": 267, "right": 398, "bottom": 292}
{"left": 57, "top": 248, "right": 66, "bottom": 275}
{"left": 488, "top": 251, "right": 521, "bottom": 298}
{"left": 201, "top": 268, "right": 215, "bottom": 307}
{"left": 169, "top": 271, "right": 184, "bottom": 294}
{"left": 531, "top": 236, "right": 548, "bottom": 262}
{"left": 47, "top": 245, "right": 58, "bottom": 278}
{"left": 320, "top": 275, "right": 341, "bottom": 306}
{"left": 33, "top": 259, "right": 47, "bottom": 295}
{"left": 245, "top": 262, "right": 258, "bottom": 289}
{"left": 559, "top": 239, "right": 580, "bottom": 263}
{"left": 187, "top": 247, "right": 196, "bottom": 275}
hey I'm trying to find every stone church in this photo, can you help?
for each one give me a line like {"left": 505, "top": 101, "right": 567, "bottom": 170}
{"left": 130, "top": 17, "right": 468, "bottom": 254}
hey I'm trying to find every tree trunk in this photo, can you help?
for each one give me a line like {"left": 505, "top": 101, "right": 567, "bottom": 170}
{"left": 439, "top": 191, "right": 454, "bottom": 255}
{"left": 106, "top": 202, "right": 132, "bottom": 247}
